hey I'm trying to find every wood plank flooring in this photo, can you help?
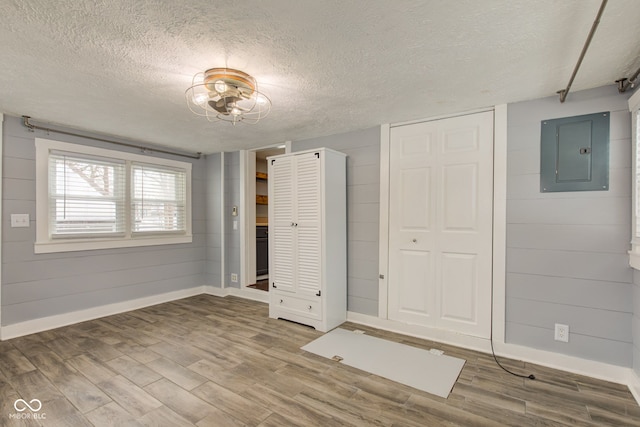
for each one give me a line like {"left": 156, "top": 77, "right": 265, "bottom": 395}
{"left": 247, "top": 279, "right": 269, "bottom": 292}
{"left": 0, "top": 294, "right": 639, "bottom": 426}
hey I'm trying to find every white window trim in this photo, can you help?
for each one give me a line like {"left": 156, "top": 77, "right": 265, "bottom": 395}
{"left": 629, "top": 89, "right": 640, "bottom": 269}
{"left": 35, "top": 138, "right": 192, "bottom": 253}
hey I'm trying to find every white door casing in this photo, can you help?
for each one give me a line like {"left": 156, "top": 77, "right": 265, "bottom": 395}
{"left": 388, "top": 111, "right": 494, "bottom": 338}
{"left": 240, "top": 150, "right": 257, "bottom": 287}
{"left": 0, "top": 113, "right": 3, "bottom": 332}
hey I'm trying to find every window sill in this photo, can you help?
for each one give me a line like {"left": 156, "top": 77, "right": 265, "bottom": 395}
{"left": 34, "top": 234, "right": 193, "bottom": 254}
{"left": 629, "top": 251, "right": 640, "bottom": 271}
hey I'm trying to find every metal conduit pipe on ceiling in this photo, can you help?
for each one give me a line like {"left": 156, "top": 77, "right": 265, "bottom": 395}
{"left": 557, "top": 0, "right": 608, "bottom": 103}
{"left": 22, "top": 116, "right": 202, "bottom": 160}
{"left": 616, "top": 65, "right": 640, "bottom": 93}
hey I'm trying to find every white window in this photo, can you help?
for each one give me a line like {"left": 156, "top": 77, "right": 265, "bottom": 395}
{"left": 629, "top": 89, "right": 640, "bottom": 269}
{"left": 36, "top": 139, "right": 192, "bottom": 253}
{"left": 49, "top": 151, "right": 126, "bottom": 238}
{"left": 131, "top": 163, "right": 187, "bottom": 234}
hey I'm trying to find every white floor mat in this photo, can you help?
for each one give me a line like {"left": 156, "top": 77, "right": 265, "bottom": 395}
{"left": 301, "top": 328, "right": 465, "bottom": 398}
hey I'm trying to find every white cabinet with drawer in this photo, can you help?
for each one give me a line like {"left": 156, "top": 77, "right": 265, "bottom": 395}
{"left": 274, "top": 294, "right": 322, "bottom": 320}
{"left": 267, "top": 148, "right": 346, "bottom": 332}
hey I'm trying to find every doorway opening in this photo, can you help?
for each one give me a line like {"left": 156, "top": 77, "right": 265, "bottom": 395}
{"left": 243, "top": 145, "right": 286, "bottom": 292}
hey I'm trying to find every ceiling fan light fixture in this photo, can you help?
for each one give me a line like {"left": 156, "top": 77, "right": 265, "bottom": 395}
{"left": 186, "top": 67, "right": 271, "bottom": 125}
{"left": 213, "top": 80, "right": 227, "bottom": 94}
{"left": 193, "top": 93, "right": 208, "bottom": 106}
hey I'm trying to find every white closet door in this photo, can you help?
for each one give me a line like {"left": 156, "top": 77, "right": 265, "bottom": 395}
{"left": 388, "top": 111, "right": 494, "bottom": 338}
{"left": 294, "top": 152, "right": 322, "bottom": 298}
{"left": 388, "top": 122, "right": 438, "bottom": 325}
{"left": 269, "top": 155, "right": 295, "bottom": 293}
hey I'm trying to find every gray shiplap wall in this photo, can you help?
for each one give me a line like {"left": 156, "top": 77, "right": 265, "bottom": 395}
{"left": 205, "top": 153, "right": 222, "bottom": 287}
{"left": 506, "top": 86, "right": 633, "bottom": 366}
{"left": 1, "top": 115, "right": 207, "bottom": 325}
{"left": 224, "top": 151, "right": 241, "bottom": 288}
{"left": 292, "top": 127, "right": 380, "bottom": 316}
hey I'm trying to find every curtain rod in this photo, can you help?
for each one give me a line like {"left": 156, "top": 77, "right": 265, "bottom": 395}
{"left": 557, "top": 0, "right": 608, "bottom": 103}
{"left": 22, "top": 116, "right": 202, "bottom": 160}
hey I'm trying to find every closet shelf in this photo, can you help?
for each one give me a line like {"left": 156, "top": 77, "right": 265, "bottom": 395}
{"left": 256, "top": 195, "right": 268, "bottom": 205}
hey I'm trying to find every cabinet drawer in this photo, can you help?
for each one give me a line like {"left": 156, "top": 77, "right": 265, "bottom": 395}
{"left": 273, "top": 294, "right": 321, "bottom": 320}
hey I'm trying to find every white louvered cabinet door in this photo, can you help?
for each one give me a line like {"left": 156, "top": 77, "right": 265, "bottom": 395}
{"left": 293, "top": 152, "right": 322, "bottom": 298}
{"left": 269, "top": 155, "right": 295, "bottom": 293}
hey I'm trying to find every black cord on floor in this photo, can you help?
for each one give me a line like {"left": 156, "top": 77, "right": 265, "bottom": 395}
{"left": 489, "top": 335, "right": 535, "bottom": 380}
{"left": 488, "top": 253, "right": 535, "bottom": 379}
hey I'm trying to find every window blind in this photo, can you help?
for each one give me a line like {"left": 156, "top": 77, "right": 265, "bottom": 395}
{"left": 49, "top": 151, "right": 125, "bottom": 237}
{"left": 131, "top": 162, "right": 187, "bottom": 233}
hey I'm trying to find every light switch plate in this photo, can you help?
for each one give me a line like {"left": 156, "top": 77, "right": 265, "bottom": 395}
{"left": 11, "top": 214, "right": 30, "bottom": 228}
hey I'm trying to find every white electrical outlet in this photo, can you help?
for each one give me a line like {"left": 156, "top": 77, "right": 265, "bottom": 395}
{"left": 554, "top": 323, "right": 569, "bottom": 342}
{"left": 231, "top": 273, "right": 238, "bottom": 282}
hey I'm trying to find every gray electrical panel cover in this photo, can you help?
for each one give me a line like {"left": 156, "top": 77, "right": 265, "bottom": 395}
{"left": 540, "top": 112, "right": 609, "bottom": 192}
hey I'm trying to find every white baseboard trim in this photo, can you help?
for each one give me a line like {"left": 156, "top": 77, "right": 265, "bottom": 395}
{"left": 206, "top": 286, "right": 226, "bottom": 297}
{"left": 204, "top": 285, "right": 269, "bottom": 303}
{"left": 347, "top": 311, "right": 492, "bottom": 353}
{"left": 347, "top": 310, "right": 639, "bottom": 401}
{"left": 630, "top": 370, "right": 640, "bottom": 404}
{"left": 0, "top": 285, "right": 269, "bottom": 341}
{"left": 0, "top": 286, "right": 206, "bottom": 340}
{"left": 491, "top": 340, "right": 634, "bottom": 385}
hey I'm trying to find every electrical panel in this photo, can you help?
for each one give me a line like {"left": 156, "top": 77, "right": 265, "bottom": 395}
{"left": 540, "top": 112, "right": 609, "bottom": 192}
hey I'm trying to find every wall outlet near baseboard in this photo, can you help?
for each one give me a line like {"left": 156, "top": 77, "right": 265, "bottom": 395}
{"left": 231, "top": 273, "right": 238, "bottom": 283}
{"left": 554, "top": 323, "right": 569, "bottom": 342}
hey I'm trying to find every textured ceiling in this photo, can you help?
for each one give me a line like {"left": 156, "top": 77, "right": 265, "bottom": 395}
{"left": 0, "top": 0, "right": 639, "bottom": 155}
